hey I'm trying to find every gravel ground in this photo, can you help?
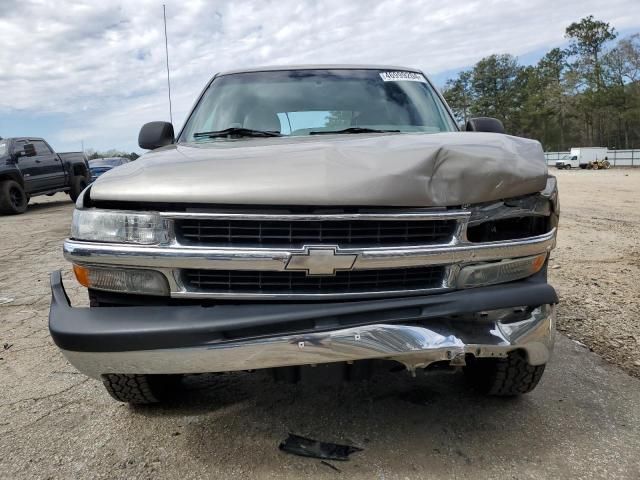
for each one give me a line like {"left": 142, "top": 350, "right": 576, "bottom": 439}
{"left": 1, "top": 169, "right": 639, "bottom": 479}
{"left": 547, "top": 169, "right": 640, "bottom": 377}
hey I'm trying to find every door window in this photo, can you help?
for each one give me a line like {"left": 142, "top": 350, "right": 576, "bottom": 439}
{"left": 32, "top": 140, "right": 53, "bottom": 155}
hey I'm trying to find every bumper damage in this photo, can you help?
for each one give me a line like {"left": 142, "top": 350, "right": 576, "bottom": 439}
{"left": 49, "top": 271, "right": 557, "bottom": 379}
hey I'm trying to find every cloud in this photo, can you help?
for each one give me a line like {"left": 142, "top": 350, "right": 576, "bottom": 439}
{"left": 0, "top": 0, "right": 638, "bottom": 152}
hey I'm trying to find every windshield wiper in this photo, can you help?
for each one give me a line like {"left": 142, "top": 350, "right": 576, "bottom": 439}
{"left": 193, "top": 127, "right": 281, "bottom": 139}
{"left": 309, "top": 127, "right": 400, "bottom": 135}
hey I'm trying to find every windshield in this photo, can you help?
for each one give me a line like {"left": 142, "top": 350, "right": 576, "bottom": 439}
{"left": 90, "top": 158, "right": 125, "bottom": 167}
{"left": 0, "top": 141, "right": 7, "bottom": 156}
{"left": 180, "top": 69, "right": 457, "bottom": 142}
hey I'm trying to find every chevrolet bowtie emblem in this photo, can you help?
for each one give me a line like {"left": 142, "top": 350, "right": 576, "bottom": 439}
{"left": 285, "top": 247, "right": 357, "bottom": 276}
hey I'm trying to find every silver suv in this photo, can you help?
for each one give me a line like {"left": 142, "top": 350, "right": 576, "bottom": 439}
{"left": 49, "top": 66, "right": 559, "bottom": 404}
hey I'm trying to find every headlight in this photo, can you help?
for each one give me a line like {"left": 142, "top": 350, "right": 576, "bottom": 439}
{"left": 457, "top": 254, "right": 547, "bottom": 288}
{"left": 542, "top": 176, "right": 560, "bottom": 227}
{"left": 71, "top": 209, "right": 169, "bottom": 244}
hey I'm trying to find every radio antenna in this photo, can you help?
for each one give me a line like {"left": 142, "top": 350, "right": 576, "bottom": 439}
{"left": 163, "top": 4, "right": 173, "bottom": 124}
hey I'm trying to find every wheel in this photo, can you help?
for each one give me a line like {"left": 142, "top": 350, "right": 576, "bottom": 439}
{"left": 0, "top": 180, "right": 28, "bottom": 214}
{"left": 565, "top": 164, "right": 571, "bottom": 169}
{"left": 463, "top": 351, "right": 546, "bottom": 396}
{"left": 69, "top": 175, "right": 88, "bottom": 202}
{"left": 101, "top": 373, "right": 182, "bottom": 404}
{"left": 580, "top": 164, "right": 587, "bottom": 169}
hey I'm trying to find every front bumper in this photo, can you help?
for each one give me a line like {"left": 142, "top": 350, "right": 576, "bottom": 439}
{"left": 49, "top": 271, "right": 557, "bottom": 379}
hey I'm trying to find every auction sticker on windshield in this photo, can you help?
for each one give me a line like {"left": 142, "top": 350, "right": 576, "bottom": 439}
{"left": 379, "top": 71, "right": 427, "bottom": 82}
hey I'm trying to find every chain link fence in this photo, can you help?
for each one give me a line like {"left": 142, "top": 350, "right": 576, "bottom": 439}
{"left": 545, "top": 150, "right": 640, "bottom": 167}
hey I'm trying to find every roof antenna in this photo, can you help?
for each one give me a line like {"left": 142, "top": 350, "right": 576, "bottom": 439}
{"left": 163, "top": 4, "right": 173, "bottom": 125}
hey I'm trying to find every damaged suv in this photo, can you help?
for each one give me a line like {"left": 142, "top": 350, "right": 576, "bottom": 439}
{"left": 49, "top": 66, "right": 559, "bottom": 404}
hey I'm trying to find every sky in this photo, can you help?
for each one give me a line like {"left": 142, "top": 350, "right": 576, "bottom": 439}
{"left": 1, "top": 0, "right": 639, "bottom": 153}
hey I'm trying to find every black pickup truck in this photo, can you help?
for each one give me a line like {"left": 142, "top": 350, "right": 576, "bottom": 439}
{"left": 0, "top": 137, "right": 90, "bottom": 214}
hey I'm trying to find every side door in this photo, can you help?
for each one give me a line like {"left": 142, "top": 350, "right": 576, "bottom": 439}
{"left": 31, "top": 140, "right": 66, "bottom": 190}
{"left": 11, "top": 139, "right": 39, "bottom": 193}
{"left": 570, "top": 156, "right": 579, "bottom": 168}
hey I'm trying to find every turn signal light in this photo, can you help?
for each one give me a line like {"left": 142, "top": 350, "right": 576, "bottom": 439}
{"left": 72, "top": 264, "right": 169, "bottom": 296}
{"left": 73, "top": 264, "right": 90, "bottom": 287}
{"left": 457, "top": 253, "right": 547, "bottom": 289}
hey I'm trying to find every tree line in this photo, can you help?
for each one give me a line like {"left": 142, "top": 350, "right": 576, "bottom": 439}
{"left": 443, "top": 16, "right": 640, "bottom": 151}
{"left": 85, "top": 149, "right": 140, "bottom": 161}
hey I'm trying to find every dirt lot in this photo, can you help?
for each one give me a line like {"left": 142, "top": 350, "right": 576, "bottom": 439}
{"left": 547, "top": 169, "right": 640, "bottom": 377}
{"left": 1, "top": 169, "right": 639, "bottom": 479}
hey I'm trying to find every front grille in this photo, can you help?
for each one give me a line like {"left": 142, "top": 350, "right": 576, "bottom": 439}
{"left": 182, "top": 266, "right": 446, "bottom": 295}
{"left": 176, "top": 219, "right": 457, "bottom": 248}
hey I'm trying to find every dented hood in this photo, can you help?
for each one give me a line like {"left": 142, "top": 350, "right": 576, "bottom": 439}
{"left": 90, "top": 132, "right": 548, "bottom": 207}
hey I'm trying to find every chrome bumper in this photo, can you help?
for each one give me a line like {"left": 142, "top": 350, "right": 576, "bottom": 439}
{"left": 60, "top": 304, "right": 555, "bottom": 379}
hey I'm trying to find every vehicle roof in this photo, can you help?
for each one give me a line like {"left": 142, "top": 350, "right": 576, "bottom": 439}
{"left": 216, "top": 64, "right": 423, "bottom": 77}
{"left": 3, "top": 137, "right": 45, "bottom": 142}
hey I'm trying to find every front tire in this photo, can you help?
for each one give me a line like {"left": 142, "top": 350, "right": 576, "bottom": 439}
{"left": 463, "top": 351, "right": 546, "bottom": 396}
{"left": 69, "top": 175, "right": 88, "bottom": 203}
{"left": 0, "top": 180, "right": 28, "bottom": 215}
{"left": 102, "top": 373, "right": 181, "bottom": 404}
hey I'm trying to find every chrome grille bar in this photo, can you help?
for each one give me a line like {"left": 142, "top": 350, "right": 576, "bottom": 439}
{"left": 64, "top": 229, "right": 556, "bottom": 291}
{"left": 158, "top": 211, "right": 470, "bottom": 221}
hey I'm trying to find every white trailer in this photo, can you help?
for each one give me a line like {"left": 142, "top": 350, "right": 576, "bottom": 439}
{"left": 556, "top": 147, "right": 608, "bottom": 169}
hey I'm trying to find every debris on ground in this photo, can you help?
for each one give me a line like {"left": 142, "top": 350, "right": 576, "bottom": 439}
{"left": 320, "top": 460, "right": 341, "bottom": 472}
{"left": 279, "top": 433, "right": 362, "bottom": 461}
{"left": 3, "top": 343, "right": 13, "bottom": 351}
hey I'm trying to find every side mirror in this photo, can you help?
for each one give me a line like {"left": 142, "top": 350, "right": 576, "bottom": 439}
{"left": 138, "top": 121, "right": 175, "bottom": 150}
{"left": 465, "top": 117, "right": 505, "bottom": 134}
{"left": 22, "top": 143, "right": 37, "bottom": 157}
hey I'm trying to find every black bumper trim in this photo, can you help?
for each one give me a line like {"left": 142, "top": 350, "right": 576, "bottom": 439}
{"left": 49, "top": 270, "right": 558, "bottom": 353}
